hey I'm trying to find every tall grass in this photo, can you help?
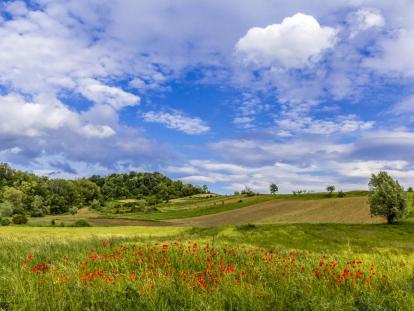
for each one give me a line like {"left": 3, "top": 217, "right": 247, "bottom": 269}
{"left": 0, "top": 225, "right": 413, "bottom": 310}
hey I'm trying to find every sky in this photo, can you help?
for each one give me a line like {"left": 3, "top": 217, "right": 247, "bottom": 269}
{"left": 1, "top": 0, "right": 414, "bottom": 194}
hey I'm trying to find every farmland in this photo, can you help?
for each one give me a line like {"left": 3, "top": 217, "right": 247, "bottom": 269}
{"left": 21, "top": 192, "right": 386, "bottom": 227}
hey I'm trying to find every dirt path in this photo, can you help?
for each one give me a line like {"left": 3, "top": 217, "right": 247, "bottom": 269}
{"left": 167, "top": 196, "right": 385, "bottom": 227}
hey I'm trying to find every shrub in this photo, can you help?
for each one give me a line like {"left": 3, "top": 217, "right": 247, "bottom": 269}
{"left": 51, "top": 219, "right": 56, "bottom": 226}
{"left": 0, "top": 201, "right": 13, "bottom": 217}
{"left": 69, "top": 207, "right": 78, "bottom": 215}
{"left": 12, "top": 214, "right": 28, "bottom": 225}
{"left": 31, "top": 209, "right": 45, "bottom": 217}
{"left": 337, "top": 190, "right": 346, "bottom": 198}
{"left": 89, "top": 199, "right": 102, "bottom": 209}
{"left": 241, "top": 187, "right": 255, "bottom": 197}
{"left": 1, "top": 218, "right": 11, "bottom": 226}
{"left": 71, "top": 219, "right": 91, "bottom": 227}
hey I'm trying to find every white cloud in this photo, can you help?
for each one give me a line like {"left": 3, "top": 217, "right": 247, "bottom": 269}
{"left": 235, "top": 13, "right": 337, "bottom": 68}
{"left": 365, "top": 29, "right": 414, "bottom": 76}
{"left": 79, "top": 79, "right": 140, "bottom": 110}
{"left": 276, "top": 114, "right": 374, "bottom": 136}
{"left": 210, "top": 138, "right": 351, "bottom": 166}
{"left": 4, "top": 1, "right": 29, "bottom": 17}
{"left": 173, "top": 129, "right": 414, "bottom": 193}
{"left": 79, "top": 124, "right": 116, "bottom": 139}
{"left": 389, "top": 96, "right": 414, "bottom": 117}
{"left": 0, "top": 93, "right": 115, "bottom": 138}
{"left": 233, "top": 116, "right": 255, "bottom": 128}
{"left": 348, "top": 8, "right": 385, "bottom": 38}
{"left": 142, "top": 111, "right": 210, "bottom": 135}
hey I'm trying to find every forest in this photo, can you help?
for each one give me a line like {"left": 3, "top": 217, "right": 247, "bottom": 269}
{"left": 0, "top": 163, "right": 207, "bottom": 217}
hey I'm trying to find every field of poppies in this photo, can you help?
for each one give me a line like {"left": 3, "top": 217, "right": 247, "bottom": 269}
{"left": 0, "top": 224, "right": 413, "bottom": 310}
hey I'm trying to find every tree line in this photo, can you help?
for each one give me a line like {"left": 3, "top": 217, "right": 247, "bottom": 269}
{"left": 0, "top": 163, "right": 207, "bottom": 217}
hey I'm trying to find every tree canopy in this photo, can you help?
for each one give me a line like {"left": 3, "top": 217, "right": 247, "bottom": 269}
{"left": 368, "top": 171, "right": 407, "bottom": 224}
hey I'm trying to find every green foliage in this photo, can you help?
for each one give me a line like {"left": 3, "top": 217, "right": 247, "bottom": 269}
{"left": 369, "top": 171, "right": 407, "bottom": 224}
{"left": 0, "top": 163, "right": 205, "bottom": 216}
{"left": 71, "top": 219, "right": 92, "bottom": 227}
{"left": 269, "top": 183, "right": 278, "bottom": 195}
{"left": 0, "top": 218, "right": 10, "bottom": 226}
{"left": 408, "top": 186, "right": 413, "bottom": 193}
{"left": 90, "top": 199, "right": 103, "bottom": 209}
{"left": 12, "top": 214, "right": 28, "bottom": 224}
{"left": 69, "top": 207, "right": 79, "bottom": 215}
{"left": 326, "top": 185, "right": 335, "bottom": 196}
{"left": 241, "top": 186, "right": 255, "bottom": 196}
{"left": 30, "top": 209, "right": 45, "bottom": 217}
{"left": 0, "top": 201, "right": 13, "bottom": 217}
{"left": 90, "top": 171, "right": 205, "bottom": 201}
{"left": 337, "top": 190, "right": 346, "bottom": 198}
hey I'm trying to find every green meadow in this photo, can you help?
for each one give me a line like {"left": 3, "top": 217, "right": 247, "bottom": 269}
{"left": 1, "top": 223, "right": 413, "bottom": 310}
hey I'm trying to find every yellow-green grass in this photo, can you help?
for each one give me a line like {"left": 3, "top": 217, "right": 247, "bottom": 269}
{"left": 0, "top": 224, "right": 413, "bottom": 310}
{"left": 0, "top": 226, "right": 185, "bottom": 241}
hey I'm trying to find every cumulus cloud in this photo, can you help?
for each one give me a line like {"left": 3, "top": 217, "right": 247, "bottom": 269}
{"left": 0, "top": 93, "right": 114, "bottom": 138}
{"left": 142, "top": 111, "right": 210, "bottom": 135}
{"left": 235, "top": 13, "right": 337, "bottom": 69}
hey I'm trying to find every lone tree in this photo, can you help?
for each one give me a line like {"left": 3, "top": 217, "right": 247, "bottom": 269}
{"left": 270, "top": 183, "right": 278, "bottom": 195}
{"left": 326, "top": 185, "right": 335, "bottom": 197}
{"left": 369, "top": 171, "right": 407, "bottom": 224}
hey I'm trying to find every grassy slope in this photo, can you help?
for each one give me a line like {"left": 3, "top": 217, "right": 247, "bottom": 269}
{"left": 111, "top": 195, "right": 277, "bottom": 221}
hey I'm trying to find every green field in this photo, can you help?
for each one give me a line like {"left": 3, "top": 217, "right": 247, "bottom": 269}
{"left": 1, "top": 223, "right": 413, "bottom": 310}
{"left": 1, "top": 193, "right": 413, "bottom": 310}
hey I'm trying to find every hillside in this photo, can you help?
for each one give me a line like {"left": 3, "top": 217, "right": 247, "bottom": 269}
{"left": 169, "top": 196, "right": 384, "bottom": 227}
{"left": 0, "top": 163, "right": 207, "bottom": 217}
{"left": 25, "top": 193, "right": 395, "bottom": 227}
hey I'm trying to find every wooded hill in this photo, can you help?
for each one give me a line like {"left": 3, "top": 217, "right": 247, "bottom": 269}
{"left": 0, "top": 163, "right": 206, "bottom": 216}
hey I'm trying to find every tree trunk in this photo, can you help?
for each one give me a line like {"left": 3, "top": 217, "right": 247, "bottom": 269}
{"left": 387, "top": 214, "right": 395, "bottom": 224}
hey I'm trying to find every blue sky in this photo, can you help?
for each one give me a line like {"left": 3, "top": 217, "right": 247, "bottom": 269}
{"left": 1, "top": 0, "right": 414, "bottom": 193}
